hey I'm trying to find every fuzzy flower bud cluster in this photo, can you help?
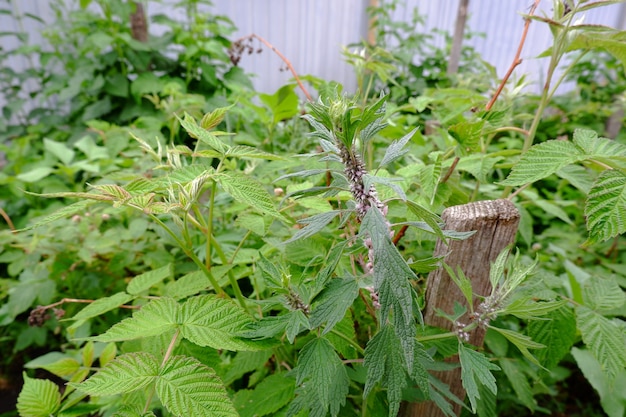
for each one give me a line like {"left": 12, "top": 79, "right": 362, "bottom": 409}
{"left": 338, "top": 142, "right": 386, "bottom": 220}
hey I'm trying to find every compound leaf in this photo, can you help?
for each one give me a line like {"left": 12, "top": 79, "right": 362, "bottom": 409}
{"left": 363, "top": 324, "right": 408, "bottom": 417}
{"left": 293, "top": 337, "right": 349, "bottom": 417}
{"left": 361, "top": 207, "right": 417, "bottom": 369}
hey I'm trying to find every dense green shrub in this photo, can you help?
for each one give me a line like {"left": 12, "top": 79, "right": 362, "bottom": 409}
{"left": 1, "top": 1, "right": 625, "bottom": 417}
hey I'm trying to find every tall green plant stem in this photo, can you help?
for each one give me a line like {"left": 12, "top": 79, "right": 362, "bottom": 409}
{"left": 205, "top": 182, "right": 218, "bottom": 270}
{"left": 209, "top": 234, "right": 249, "bottom": 313}
{"left": 148, "top": 214, "right": 227, "bottom": 297}
{"left": 522, "top": 10, "right": 579, "bottom": 153}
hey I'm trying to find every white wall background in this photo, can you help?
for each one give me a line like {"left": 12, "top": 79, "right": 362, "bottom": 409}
{"left": 1, "top": 0, "right": 625, "bottom": 102}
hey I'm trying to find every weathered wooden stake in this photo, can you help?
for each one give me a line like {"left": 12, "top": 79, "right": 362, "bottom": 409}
{"left": 400, "top": 199, "right": 520, "bottom": 417}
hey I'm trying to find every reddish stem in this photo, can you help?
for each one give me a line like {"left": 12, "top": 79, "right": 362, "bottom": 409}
{"left": 234, "top": 33, "right": 313, "bottom": 102}
{"left": 485, "top": 0, "right": 541, "bottom": 111}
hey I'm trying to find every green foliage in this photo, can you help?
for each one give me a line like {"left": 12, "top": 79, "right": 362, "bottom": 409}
{"left": 4, "top": 1, "right": 626, "bottom": 416}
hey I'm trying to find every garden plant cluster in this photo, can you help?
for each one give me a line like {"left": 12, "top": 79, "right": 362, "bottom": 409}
{"left": 1, "top": 0, "right": 625, "bottom": 416}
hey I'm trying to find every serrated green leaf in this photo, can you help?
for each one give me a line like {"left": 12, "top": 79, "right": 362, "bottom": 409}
{"left": 223, "top": 350, "right": 273, "bottom": 385}
{"left": 326, "top": 311, "right": 358, "bottom": 359}
{"left": 110, "top": 405, "right": 155, "bottom": 417}
{"left": 89, "top": 298, "right": 178, "bottom": 342}
{"left": 177, "top": 112, "right": 228, "bottom": 154}
{"left": 44, "top": 138, "right": 75, "bottom": 165}
{"left": 419, "top": 160, "right": 441, "bottom": 206}
{"left": 200, "top": 106, "right": 231, "bottom": 130}
{"left": 498, "top": 359, "right": 536, "bottom": 411}
{"left": 68, "top": 292, "right": 135, "bottom": 328}
{"left": 556, "top": 164, "right": 593, "bottom": 193}
{"left": 582, "top": 275, "right": 626, "bottom": 312}
{"left": 225, "top": 145, "right": 285, "bottom": 160}
{"left": 294, "top": 337, "right": 349, "bottom": 417}
{"left": 74, "top": 352, "right": 159, "bottom": 395}
{"left": 166, "top": 165, "right": 213, "bottom": 184}
{"left": 124, "top": 177, "right": 159, "bottom": 194}
{"left": 361, "top": 207, "right": 417, "bottom": 369}
{"left": 363, "top": 324, "right": 407, "bottom": 417}
{"left": 406, "top": 200, "right": 445, "bottom": 241}
{"left": 566, "top": 30, "right": 626, "bottom": 76}
{"left": 448, "top": 120, "right": 484, "bottom": 152}
{"left": 571, "top": 347, "right": 626, "bottom": 417}
{"left": 127, "top": 264, "right": 173, "bottom": 295}
{"left": 585, "top": 169, "right": 626, "bottom": 245}
{"left": 242, "top": 314, "right": 290, "bottom": 340}
{"left": 285, "top": 309, "right": 310, "bottom": 343}
{"left": 234, "top": 373, "right": 295, "bottom": 417}
{"left": 532, "top": 198, "right": 574, "bottom": 225}
{"left": 442, "top": 264, "right": 473, "bottom": 310}
{"left": 216, "top": 171, "right": 285, "bottom": 220}
{"left": 40, "top": 357, "right": 81, "bottom": 378}
{"left": 459, "top": 344, "right": 500, "bottom": 413}
{"left": 20, "top": 200, "right": 95, "bottom": 231}
{"left": 503, "top": 298, "right": 569, "bottom": 320}
{"left": 157, "top": 355, "right": 237, "bottom": 417}
{"left": 285, "top": 210, "right": 341, "bottom": 243}
{"left": 257, "top": 253, "right": 283, "bottom": 288}
{"left": 312, "top": 240, "right": 347, "bottom": 295}
{"left": 576, "top": 306, "right": 626, "bottom": 382}
{"left": 500, "top": 140, "right": 583, "bottom": 186}
{"left": 528, "top": 306, "right": 576, "bottom": 369}
{"left": 363, "top": 174, "right": 407, "bottom": 201}
{"left": 164, "top": 270, "right": 211, "bottom": 300}
{"left": 91, "top": 184, "right": 132, "bottom": 201}
{"left": 180, "top": 295, "right": 261, "bottom": 351}
{"left": 489, "top": 246, "right": 510, "bottom": 291}
{"left": 489, "top": 327, "right": 544, "bottom": 366}
{"left": 17, "top": 373, "right": 61, "bottom": 417}
{"left": 310, "top": 278, "right": 359, "bottom": 334}
{"left": 379, "top": 128, "right": 416, "bottom": 168}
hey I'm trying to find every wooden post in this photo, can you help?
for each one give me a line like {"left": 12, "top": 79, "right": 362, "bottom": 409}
{"left": 447, "top": 0, "right": 470, "bottom": 75}
{"left": 400, "top": 199, "right": 520, "bottom": 417}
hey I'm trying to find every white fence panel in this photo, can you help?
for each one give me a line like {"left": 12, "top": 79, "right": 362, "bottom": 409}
{"left": 1, "top": 0, "right": 625, "bottom": 109}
